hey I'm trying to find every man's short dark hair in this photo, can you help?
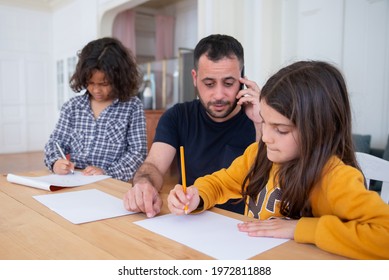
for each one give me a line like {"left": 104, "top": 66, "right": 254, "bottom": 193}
{"left": 193, "top": 34, "right": 244, "bottom": 70}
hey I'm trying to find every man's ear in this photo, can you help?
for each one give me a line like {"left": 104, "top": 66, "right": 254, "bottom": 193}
{"left": 191, "top": 69, "right": 197, "bottom": 87}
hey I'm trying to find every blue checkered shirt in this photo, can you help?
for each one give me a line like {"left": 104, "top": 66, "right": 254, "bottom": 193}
{"left": 44, "top": 93, "right": 147, "bottom": 182}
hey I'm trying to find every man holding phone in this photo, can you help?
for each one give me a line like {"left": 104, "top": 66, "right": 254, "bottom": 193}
{"left": 123, "top": 34, "right": 262, "bottom": 217}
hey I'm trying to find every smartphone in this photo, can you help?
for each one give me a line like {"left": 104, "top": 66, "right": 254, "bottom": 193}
{"left": 239, "top": 66, "right": 245, "bottom": 90}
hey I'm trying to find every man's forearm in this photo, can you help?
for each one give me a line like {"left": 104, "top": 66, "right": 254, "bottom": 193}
{"left": 133, "top": 162, "right": 164, "bottom": 192}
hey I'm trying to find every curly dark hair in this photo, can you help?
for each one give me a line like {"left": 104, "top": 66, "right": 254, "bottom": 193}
{"left": 69, "top": 37, "right": 142, "bottom": 102}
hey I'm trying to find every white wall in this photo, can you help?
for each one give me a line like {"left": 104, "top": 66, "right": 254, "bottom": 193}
{"left": 0, "top": 5, "right": 54, "bottom": 153}
{"left": 53, "top": 0, "right": 99, "bottom": 57}
{"left": 279, "top": 0, "right": 389, "bottom": 148}
{"left": 343, "top": 0, "right": 389, "bottom": 148}
{"left": 0, "top": 0, "right": 388, "bottom": 152}
{"left": 51, "top": 0, "right": 100, "bottom": 116}
{"left": 172, "top": 0, "right": 198, "bottom": 54}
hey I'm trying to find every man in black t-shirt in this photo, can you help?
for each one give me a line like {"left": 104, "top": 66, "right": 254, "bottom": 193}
{"left": 123, "top": 34, "right": 262, "bottom": 217}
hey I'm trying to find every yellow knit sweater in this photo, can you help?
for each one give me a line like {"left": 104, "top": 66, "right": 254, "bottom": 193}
{"left": 194, "top": 142, "right": 389, "bottom": 259}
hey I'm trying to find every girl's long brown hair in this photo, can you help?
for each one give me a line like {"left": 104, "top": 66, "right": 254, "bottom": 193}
{"left": 241, "top": 61, "right": 360, "bottom": 218}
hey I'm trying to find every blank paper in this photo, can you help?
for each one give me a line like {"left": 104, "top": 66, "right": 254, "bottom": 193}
{"left": 134, "top": 211, "right": 289, "bottom": 260}
{"left": 33, "top": 189, "right": 136, "bottom": 224}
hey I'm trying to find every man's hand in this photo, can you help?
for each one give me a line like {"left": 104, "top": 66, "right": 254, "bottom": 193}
{"left": 237, "top": 76, "right": 262, "bottom": 126}
{"left": 123, "top": 180, "right": 162, "bottom": 218}
{"left": 237, "top": 77, "right": 262, "bottom": 141}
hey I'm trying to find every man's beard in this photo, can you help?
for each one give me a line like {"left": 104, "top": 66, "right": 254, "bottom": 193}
{"left": 196, "top": 88, "right": 238, "bottom": 119}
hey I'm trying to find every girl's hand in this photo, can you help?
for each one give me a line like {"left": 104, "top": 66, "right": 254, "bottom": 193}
{"left": 168, "top": 184, "right": 200, "bottom": 215}
{"left": 237, "top": 218, "right": 298, "bottom": 239}
{"left": 82, "top": 166, "right": 105, "bottom": 176}
{"left": 53, "top": 159, "right": 75, "bottom": 175}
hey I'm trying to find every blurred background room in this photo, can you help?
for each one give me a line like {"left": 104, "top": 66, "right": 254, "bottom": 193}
{"left": 0, "top": 0, "right": 388, "bottom": 174}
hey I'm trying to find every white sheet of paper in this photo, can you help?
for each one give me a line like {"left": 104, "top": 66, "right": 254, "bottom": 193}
{"left": 7, "top": 171, "right": 111, "bottom": 191}
{"left": 33, "top": 189, "right": 136, "bottom": 224}
{"left": 134, "top": 211, "right": 289, "bottom": 260}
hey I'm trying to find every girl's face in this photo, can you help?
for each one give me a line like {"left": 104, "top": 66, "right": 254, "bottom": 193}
{"left": 259, "top": 100, "right": 300, "bottom": 163}
{"left": 87, "top": 70, "right": 113, "bottom": 103}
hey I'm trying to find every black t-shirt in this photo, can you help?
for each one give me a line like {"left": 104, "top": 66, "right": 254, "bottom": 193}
{"left": 154, "top": 100, "right": 256, "bottom": 213}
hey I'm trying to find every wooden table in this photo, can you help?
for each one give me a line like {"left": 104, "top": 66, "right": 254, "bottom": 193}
{"left": 0, "top": 170, "right": 347, "bottom": 260}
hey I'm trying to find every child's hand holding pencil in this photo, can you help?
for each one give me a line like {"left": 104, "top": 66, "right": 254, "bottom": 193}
{"left": 167, "top": 146, "right": 201, "bottom": 215}
{"left": 53, "top": 141, "right": 75, "bottom": 175}
{"left": 53, "top": 158, "right": 75, "bottom": 175}
{"left": 167, "top": 184, "right": 201, "bottom": 215}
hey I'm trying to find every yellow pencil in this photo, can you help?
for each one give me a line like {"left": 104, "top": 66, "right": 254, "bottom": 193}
{"left": 180, "top": 146, "right": 188, "bottom": 214}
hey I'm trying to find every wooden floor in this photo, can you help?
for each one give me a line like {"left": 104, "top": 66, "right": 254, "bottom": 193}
{"left": 0, "top": 151, "right": 46, "bottom": 174}
{"left": 0, "top": 151, "right": 179, "bottom": 186}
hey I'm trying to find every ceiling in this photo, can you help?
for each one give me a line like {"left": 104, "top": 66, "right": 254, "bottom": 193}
{"left": 0, "top": 0, "right": 185, "bottom": 11}
{"left": 139, "top": 0, "right": 184, "bottom": 10}
{"left": 0, "top": 0, "right": 69, "bottom": 10}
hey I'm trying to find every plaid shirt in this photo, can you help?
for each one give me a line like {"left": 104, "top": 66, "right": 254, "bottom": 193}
{"left": 44, "top": 93, "right": 147, "bottom": 182}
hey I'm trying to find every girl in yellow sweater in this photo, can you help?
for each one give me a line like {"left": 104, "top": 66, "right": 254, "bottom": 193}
{"left": 167, "top": 60, "right": 389, "bottom": 259}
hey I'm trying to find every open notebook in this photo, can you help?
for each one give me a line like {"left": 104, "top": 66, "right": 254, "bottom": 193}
{"left": 6, "top": 171, "right": 111, "bottom": 191}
